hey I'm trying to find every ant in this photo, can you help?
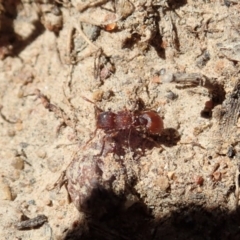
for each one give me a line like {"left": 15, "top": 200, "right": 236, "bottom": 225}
{"left": 82, "top": 97, "right": 164, "bottom": 157}
{"left": 34, "top": 89, "right": 164, "bottom": 157}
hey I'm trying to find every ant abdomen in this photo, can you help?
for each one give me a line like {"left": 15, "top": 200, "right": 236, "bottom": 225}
{"left": 138, "top": 111, "right": 164, "bottom": 135}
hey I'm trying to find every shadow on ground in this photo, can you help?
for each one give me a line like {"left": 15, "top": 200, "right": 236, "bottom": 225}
{"left": 0, "top": 1, "right": 45, "bottom": 59}
{"left": 63, "top": 184, "right": 240, "bottom": 240}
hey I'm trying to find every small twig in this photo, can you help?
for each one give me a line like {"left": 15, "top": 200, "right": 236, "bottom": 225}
{"left": 77, "top": 0, "right": 109, "bottom": 12}
{"left": 73, "top": 20, "right": 99, "bottom": 51}
{"left": 163, "top": 72, "right": 225, "bottom": 103}
{"left": 94, "top": 48, "right": 103, "bottom": 80}
{"left": 180, "top": 141, "right": 206, "bottom": 149}
{"left": 15, "top": 214, "right": 48, "bottom": 230}
{"left": 55, "top": 142, "right": 78, "bottom": 148}
{"left": 172, "top": 73, "right": 216, "bottom": 89}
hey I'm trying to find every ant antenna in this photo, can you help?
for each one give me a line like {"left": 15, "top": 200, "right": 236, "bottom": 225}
{"left": 81, "top": 96, "right": 102, "bottom": 149}
{"left": 81, "top": 96, "right": 103, "bottom": 112}
{"left": 83, "top": 127, "right": 99, "bottom": 150}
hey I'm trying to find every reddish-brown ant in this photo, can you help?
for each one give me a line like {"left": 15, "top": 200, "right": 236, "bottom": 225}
{"left": 82, "top": 97, "right": 164, "bottom": 156}
{"left": 34, "top": 89, "right": 164, "bottom": 156}
{"left": 82, "top": 97, "right": 164, "bottom": 135}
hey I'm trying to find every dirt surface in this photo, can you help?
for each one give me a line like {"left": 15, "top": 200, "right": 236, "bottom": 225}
{"left": 1, "top": 0, "right": 240, "bottom": 239}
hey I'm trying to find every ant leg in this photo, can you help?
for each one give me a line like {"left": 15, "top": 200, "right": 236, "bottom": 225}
{"left": 97, "top": 135, "right": 106, "bottom": 157}
{"left": 82, "top": 128, "right": 99, "bottom": 150}
{"left": 34, "top": 89, "right": 76, "bottom": 131}
{"left": 46, "top": 150, "right": 78, "bottom": 191}
{"left": 92, "top": 130, "right": 121, "bottom": 157}
{"left": 46, "top": 170, "right": 67, "bottom": 192}
{"left": 127, "top": 128, "right": 135, "bottom": 161}
{"left": 97, "top": 131, "right": 118, "bottom": 156}
{"left": 142, "top": 133, "right": 164, "bottom": 151}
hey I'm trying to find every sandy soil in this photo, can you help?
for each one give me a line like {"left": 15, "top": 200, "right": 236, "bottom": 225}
{"left": 1, "top": 0, "right": 240, "bottom": 239}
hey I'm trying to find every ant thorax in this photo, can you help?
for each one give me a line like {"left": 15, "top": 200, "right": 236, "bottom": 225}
{"left": 114, "top": 111, "right": 133, "bottom": 130}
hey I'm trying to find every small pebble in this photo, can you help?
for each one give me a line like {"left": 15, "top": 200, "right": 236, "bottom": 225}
{"left": 12, "top": 157, "right": 24, "bottom": 170}
{"left": 12, "top": 170, "right": 21, "bottom": 181}
{"left": 28, "top": 199, "right": 36, "bottom": 205}
{"left": 100, "top": 61, "right": 115, "bottom": 81}
{"left": 179, "top": 19, "right": 186, "bottom": 25}
{"left": 36, "top": 149, "right": 47, "bottom": 159}
{"left": 19, "top": 142, "right": 29, "bottom": 148}
{"left": 52, "top": 5, "right": 61, "bottom": 16}
{"left": 165, "top": 90, "right": 178, "bottom": 100}
{"left": 121, "top": 0, "right": 134, "bottom": 19}
{"left": 167, "top": 171, "right": 176, "bottom": 180}
{"left": 159, "top": 68, "right": 166, "bottom": 75}
{"left": 57, "top": 212, "right": 64, "bottom": 220}
{"left": 194, "top": 176, "right": 204, "bottom": 186}
{"left": 15, "top": 121, "right": 23, "bottom": 131}
{"left": 151, "top": 75, "right": 161, "bottom": 83}
{"left": 92, "top": 90, "right": 103, "bottom": 102}
{"left": 155, "top": 176, "right": 170, "bottom": 191}
{"left": 212, "top": 171, "right": 221, "bottom": 181}
{"left": 58, "top": 199, "right": 66, "bottom": 206}
{"left": 7, "top": 129, "right": 16, "bottom": 137}
{"left": 0, "top": 180, "right": 12, "bottom": 201}
{"left": 227, "top": 145, "right": 235, "bottom": 158}
{"left": 102, "top": 90, "right": 114, "bottom": 100}
{"left": 160, "top": 72, "right": 174, "bottom": 83}
{"left": 44, "top": 199, "right": 53, "bottom": 206}
{"left": 17, "top": 88, "right": 24, "bottom": 98}
{"left": 30, "top": 178, "right": 36, "bottom": 184}
{"left": 11, "top": 189, "right": 17, "bottom": 200}
{"left": 218, "top": 143, "right": 229, "bottom": 155}
{"left": 105, "top": 22, "right": 118, "bottom": 31}
{"left": 42, "top": 12, "right": 63, "bottom": 32}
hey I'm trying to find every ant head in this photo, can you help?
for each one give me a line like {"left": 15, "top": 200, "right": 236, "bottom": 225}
{"left": 97, "top": 111, "right": 116, "bottom": 130}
